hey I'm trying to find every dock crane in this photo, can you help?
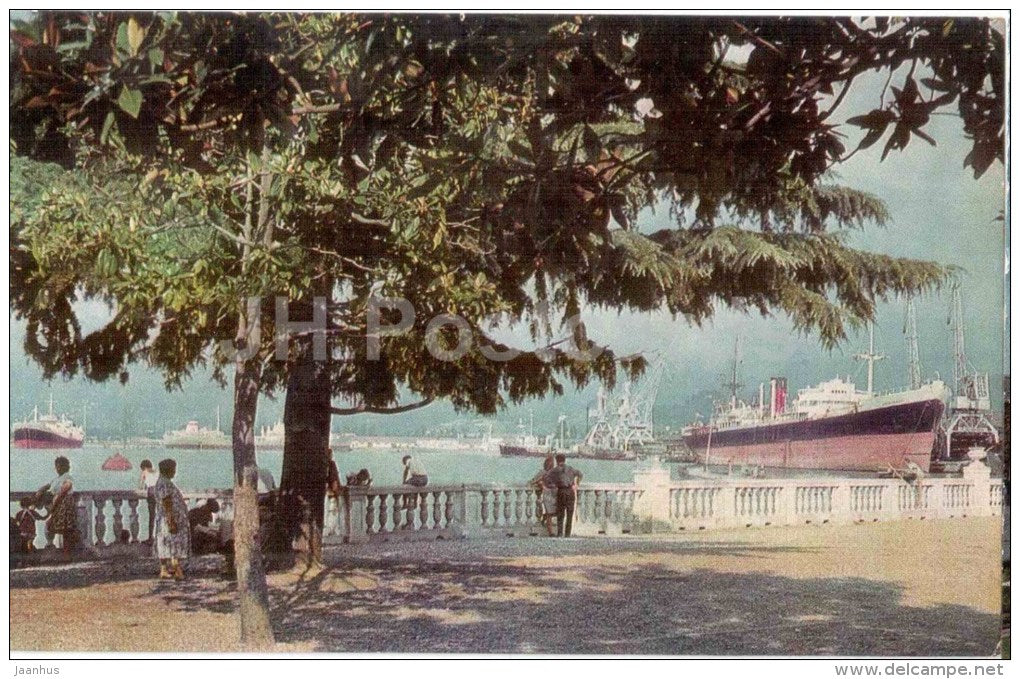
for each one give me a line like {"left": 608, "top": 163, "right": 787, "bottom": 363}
{"left": 585, "top": 349, "right": 668, "bottom": 451}
{"left": 939, "top": 282, "right": 998, "bottom": 459}
{"left": 904, "top": 297, "right": 922, "bottom": 390}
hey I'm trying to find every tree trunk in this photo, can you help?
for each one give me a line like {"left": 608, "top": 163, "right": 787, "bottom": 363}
{"left": 278, "top": 328, "right": 331, "bottom": 570}
{"left": 232, "top": 357, "right": 275, "bottom": 647}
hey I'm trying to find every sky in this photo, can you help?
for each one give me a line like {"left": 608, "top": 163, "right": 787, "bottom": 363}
{"left": 8, "top": 43, "right": 1007, "bottom": 440}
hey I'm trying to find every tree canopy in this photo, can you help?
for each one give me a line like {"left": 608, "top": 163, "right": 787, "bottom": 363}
{"left": 12, "top": 12, "right": 999, "bottom": 412}
{"left": 10, "top": 10, "right": 1003, "bottom": 648}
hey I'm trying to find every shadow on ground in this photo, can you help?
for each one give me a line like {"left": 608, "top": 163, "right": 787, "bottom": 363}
{"left": 9, "top": 538, "right": 999, "bottom": 655}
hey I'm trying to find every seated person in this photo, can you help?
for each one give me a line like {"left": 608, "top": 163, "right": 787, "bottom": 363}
{"left": 188, "top": 498, "right": 222, "bottom": 555}
{"left": 346, "top": 468, "right": 373, "bottom": 487}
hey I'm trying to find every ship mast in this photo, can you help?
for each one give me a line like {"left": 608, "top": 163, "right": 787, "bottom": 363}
{"left": 722, "top": 338, "right": 743, "bottom": 406}
{"left": 853, "top": 324, "right": 885, "bottom": 396}
{"left": 905, "top": 298, "right": 922, "bottom": 390}
{"left": 949, "top": 282, "right": 968, "bottom": 397}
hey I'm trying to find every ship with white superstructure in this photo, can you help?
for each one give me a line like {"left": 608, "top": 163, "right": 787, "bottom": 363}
{"left": 681, "top": 328, "right": 949, "bottom": 473}
{"left": 12, "top": 395, "right": 85, "bottom": 449}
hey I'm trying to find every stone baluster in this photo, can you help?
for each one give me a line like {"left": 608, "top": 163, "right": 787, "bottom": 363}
{"left": 429, "top": 492, "right": 440, "bottom": 529}
{"left": 94, "top": 497, "right": 107, "bottom": 547}
{"left": 377, "top": 494, "right": 388, "bottom": 533}
{"left": 362, "top": 495, "right": 376, "bottom": 535}
{"left": 419, "top": 493, "right": 429, "bottom": 530}
{"left": 127, "top": 499, "right": 140, "bottom": 543}
{"left": 75, "top": 494, "right": 92, "bottom": 550}
{"left": 446, "top": 490, "right": 457, "bottom": 530}
{"left": 479, "top": 489, "right": 490, "bottom": 527}
{"left": 502, "top": 490, "right": 513, "bottom": 527}
{"left": 515, "top": 490, "right": 526, "bottom": 528}
{"left": 393, "top": 494, "right": 404, "bottom": 530}
{"left": 111, "top": 498, "right": 124, "bottom": 542}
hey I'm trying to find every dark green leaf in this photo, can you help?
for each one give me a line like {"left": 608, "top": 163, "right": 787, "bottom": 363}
{"left": 117, "top": 87, "right": 143, "bottom": 118}
{"left": 846, "top": 109, "right": 896, "bottom": 129}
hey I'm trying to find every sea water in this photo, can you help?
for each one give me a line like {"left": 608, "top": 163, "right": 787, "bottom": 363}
{"left": 10, "top": 443, "right": 649, "bottom": 494}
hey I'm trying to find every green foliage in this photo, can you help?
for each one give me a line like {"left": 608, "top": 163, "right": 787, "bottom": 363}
{"left": 10, "top": 12, "right": 983, "bottom": 415}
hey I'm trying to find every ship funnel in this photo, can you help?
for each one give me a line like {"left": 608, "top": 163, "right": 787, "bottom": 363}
{"left": 769, "top": 377, "right": 788, "bottom": 417}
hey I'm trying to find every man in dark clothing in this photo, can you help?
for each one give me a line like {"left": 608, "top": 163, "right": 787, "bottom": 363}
{"left": 188, "top": 498, "right": 221, "bottom": 554}
{"left": 543, "top": 454, "right": 583, "bottom": 537}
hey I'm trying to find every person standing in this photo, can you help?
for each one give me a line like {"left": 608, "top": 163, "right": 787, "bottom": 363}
{"left": 529, "top": 455, "right": 557, "bottom": 537}
{"left": 138, "top": 459, "right": 158, "bottom": 543}
{"left": 543, "top": 454, "right": 583, "bottom": 537}
{"left": 153, "top": 458, "right": 190, "bottom": 581}
{"left": 14, "top": 498, "right": 43, "bottom": 553}
{"left": 40, "top": 456, "right": 77, "bottom": 555}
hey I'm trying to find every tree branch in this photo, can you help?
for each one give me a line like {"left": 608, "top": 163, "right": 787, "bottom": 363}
{"left": 330, "top": 397, "right": 434, "bottom": 416}
{"left": 821, "top": 74, "right": 856, "bottom": 121}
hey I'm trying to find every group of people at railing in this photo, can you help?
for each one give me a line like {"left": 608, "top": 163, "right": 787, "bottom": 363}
{"left": 528, "top": 454, "right": 583, "bottom": 537}
{"left": 12, "top": 455, "right": 77, "bottom": 556}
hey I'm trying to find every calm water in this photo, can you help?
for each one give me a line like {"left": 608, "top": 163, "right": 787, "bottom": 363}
{"left": 10, "top": 444, "right": 656, "bottom": 493}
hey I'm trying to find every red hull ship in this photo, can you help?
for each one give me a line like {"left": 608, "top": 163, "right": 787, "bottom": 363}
{"left": 12, "top": 398, "right": 84, "bottom": 450}
{"left": 682, "top": 390, "right": 946, "bottom": 473}
{"left": 681, "top": 330, "right": 949, "bottom": 473}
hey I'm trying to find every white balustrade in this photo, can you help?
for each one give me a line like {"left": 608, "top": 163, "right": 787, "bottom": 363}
{"left": 10, "top": 461, "right": 1006, "bottom": 559}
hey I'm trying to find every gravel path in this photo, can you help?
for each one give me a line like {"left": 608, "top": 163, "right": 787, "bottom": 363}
{"left": 10, "top": 517, "right": 1002, "bottom": 655}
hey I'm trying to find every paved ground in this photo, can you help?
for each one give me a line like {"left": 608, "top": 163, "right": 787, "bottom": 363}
{"left": 10, "top": 517, "right": 1003, "bottom": 655}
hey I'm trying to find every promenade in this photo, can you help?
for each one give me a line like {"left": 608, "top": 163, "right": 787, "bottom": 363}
{"left": 10, "top": 516, "right": 1002, "bottom": 655}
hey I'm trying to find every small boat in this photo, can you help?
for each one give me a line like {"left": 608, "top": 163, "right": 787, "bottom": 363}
{"left": 101, "top": 452, "right": 132, "bottom": 471}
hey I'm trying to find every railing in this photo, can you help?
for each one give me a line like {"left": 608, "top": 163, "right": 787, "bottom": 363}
{"left": 11, "top": 469, "right": 1005, "bottom": 558}
{"left": 335, "top": 483, "right": 641, "bottom": 543}
{"left": 990, "top": 481, "right": 1004, "bottom": 508}
{"left": 663, "top": 471, "right": 1003, "bottom": 532}
{"left": 10, "top": 489, "right": 234, "bottom": 553}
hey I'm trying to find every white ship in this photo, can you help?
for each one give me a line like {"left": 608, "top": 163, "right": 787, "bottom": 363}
{"left": 255, "top": 421, "right": 285, "bottom": 449}
{"left": 163, "top": 407, "right": 230, "bottom": 450}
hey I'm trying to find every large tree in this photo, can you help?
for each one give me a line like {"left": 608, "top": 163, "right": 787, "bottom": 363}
{"left": 10, "top": 12, "right": 1003, "bottom": 645}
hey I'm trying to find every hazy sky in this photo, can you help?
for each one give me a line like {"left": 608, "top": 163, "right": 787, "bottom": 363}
{"left": 8, "top": 50, "right": 1006, "bottom": 439}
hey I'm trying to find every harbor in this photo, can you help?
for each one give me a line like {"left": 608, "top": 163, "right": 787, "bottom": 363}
{"left": 7, "top": 11, "right": 1007, "bottom": 664}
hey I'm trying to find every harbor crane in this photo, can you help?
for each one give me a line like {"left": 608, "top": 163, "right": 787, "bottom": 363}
{"left": 904, "top": 297, "right": 922, "bottom": 390}
{"left": 585, "top": 350, "right": 668, "bottom": 451}
{"left": 939, "top": 281, "right": 998, "bottom": 459}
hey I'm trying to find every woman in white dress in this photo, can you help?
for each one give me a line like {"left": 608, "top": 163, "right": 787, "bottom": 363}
{"left": 152, "top": 458, "right": 190, "bottom": 581}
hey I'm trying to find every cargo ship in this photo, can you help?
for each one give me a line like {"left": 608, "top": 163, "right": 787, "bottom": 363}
{"left": 12, "top": 396, "right": 84, "bottom": 449}
{"left": 681, "top": 329, "right": 948, "bottom": 473}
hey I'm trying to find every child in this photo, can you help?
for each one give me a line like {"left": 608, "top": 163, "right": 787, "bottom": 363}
{"left": 15, "top": 498, "right": 43, "bottom": 553}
